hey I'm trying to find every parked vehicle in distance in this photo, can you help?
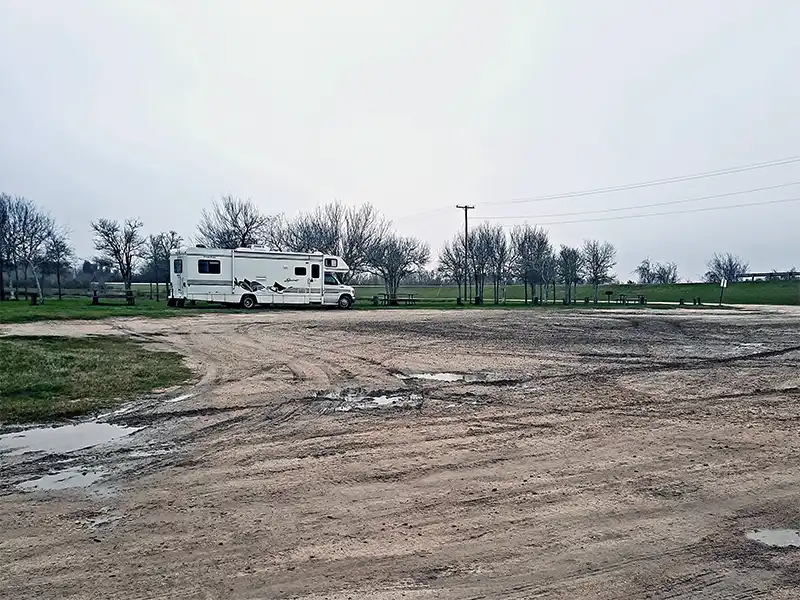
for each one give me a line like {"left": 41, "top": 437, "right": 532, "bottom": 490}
{"left": 168, "top": 246, "right": 355, "bottom": 309}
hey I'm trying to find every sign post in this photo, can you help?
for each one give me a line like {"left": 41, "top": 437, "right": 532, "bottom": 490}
{"left": 718, "top": 278, "right": 727, "bottom": 306}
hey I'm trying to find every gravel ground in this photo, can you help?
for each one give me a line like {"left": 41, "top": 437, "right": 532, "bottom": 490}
{"left": 2, "top": 306, "right": 800, "bottom": 599}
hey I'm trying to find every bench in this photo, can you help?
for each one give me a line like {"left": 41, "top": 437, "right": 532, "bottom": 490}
{"left": 90, "top": 290, "right": 135, "bottom": 305}
{"left": 377, "top": 293, "right": 417, "bottom": 306}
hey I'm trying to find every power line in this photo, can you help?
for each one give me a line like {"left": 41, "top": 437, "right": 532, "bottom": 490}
{"left": 475, "top": 181, "right": 800, "bottom": 220}
{"left": 392, "top": 154, "right": 800, "bottom": 222}
{"left": 492, "top": 196, "right": 800, "bottom": 227}
{"left": 481, "top": 155, "right": 800, "bottom": 206}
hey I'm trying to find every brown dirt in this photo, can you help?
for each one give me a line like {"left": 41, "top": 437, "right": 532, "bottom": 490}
{"left": 2, "top": 306, "right": 800, "bottom": 599}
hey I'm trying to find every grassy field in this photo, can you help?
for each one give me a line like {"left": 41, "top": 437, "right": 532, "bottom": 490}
{"left": 0, "top": 335, "right": 192, "bottom": 423}
{"left": 0, "top": 297, "right": 213, "bottom": 324}
{"left": 355, "top": 281, "right": 800, "bottom": 305}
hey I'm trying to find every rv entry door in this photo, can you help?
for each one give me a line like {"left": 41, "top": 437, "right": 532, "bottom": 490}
{"left": 310, "top": 263, "right": 322, "bottom": 299}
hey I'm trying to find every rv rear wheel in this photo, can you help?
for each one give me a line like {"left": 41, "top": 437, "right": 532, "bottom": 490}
{"left": 241, "top": 295, "right": 257, "bottom": 309}
{"left": 337, "top": 295, "right": 353, "bottom": 309}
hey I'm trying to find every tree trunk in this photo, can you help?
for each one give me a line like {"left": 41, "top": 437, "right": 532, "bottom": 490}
{"left": 56, "top": 267, "right": 62, "bottom": 300}
{"left": 124, "top": 277, "right": 136, "bottom": 305}
{"left": 524, "top": 280, "right": 528, "bottom": 305}
{"left": 29, "top": 261, "right": 44, "bottom": 305}
{"left": 594, "top": 283, "right": 599, "bottom": 303}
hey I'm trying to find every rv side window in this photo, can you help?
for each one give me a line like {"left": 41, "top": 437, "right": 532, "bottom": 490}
{"left": 324, "top": 258, "right": 338, "bottom": 268}
{"left": 198, "top": 260, "right": 221, "bottom": 274}
{"left": 311, "top": 264, "right": 320, "bottom": 279}
{"left": 173, "top": 259, "right": 183, "bottom": 274}
{"left": 294, "top": 267, "right": 307, "bottom": 276}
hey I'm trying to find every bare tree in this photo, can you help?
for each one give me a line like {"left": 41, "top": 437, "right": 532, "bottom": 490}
{"left": 486, "top": 224, "right": 510, "bottom": 304}
{"left": 510, "top": 224, "right": 533, "bottom": 303}
{"left": 44, "top": 227, "right": 75, "bottom": 300}
{"left": 470, "top": 222, "right": 497, "bottom": 303}
{"left": 149, "top": 230, "right": 184, "bottom": 300}
{"left": 7, "top": 197, "right": 53, "bottom": 301}
{"left": 529, "top": 227, "right": 552, "bottom": 302}
{"left": 340, "top": 203, "right": 390, "bottom": 283}
{"left": 284, "top": 202, "right": 389, "bottom": 283}
{"left": 581, "top": 239, "right": 617, "bottom": 303}
{"left": 365, "top": 233, "right": 430, "bottom": 302}
{"left": 91, "top": 218, "right": 146, "bottom": 302}
{"left": 652, "top": 261, "right": 679, "bottom": 284}
{"left": 0, "top": 194, "right": 8, "bottom": 300}
{"left": 704, "top": 253, "right": 749, "bottom": 283}
{"left": 510, "top": 224, "right": 551, "bottom": 304}
{"left": 635, "top": 257, "right": 654, "bottom": 284}
{"left": 558, "top": 245, "right": 583, "bottom": 304}
{"left": 197, "top": 196, "right": 272, "bottom": 249}
{"left": 437, "top": 233, "right": 466, "bottom": 291}
{"left": 542, "top": 251, "right": 558, "bottom": 304}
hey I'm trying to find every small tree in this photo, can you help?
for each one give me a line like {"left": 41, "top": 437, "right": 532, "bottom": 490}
{"left": 91, "top": 218, "right": 145, "bottom": 302}
{"left": 366, "top": 233, "right": 430, "bottom": 302}
{"left": 558, "top": 245, "right": 583, "bottom": 304}
{"left": 581, "top": 239, "right": 616, "bottom": 303}
{"left": 44, "top": 228, "right": 75, "bottom": 300}
{"left": 635, "top": 258, "right": 654, "bottom": 284}
{"left": 705, "top": 253, "right": 749, "bottom": 283}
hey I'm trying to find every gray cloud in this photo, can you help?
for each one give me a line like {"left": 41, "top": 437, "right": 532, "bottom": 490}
{"left": 1, "top": 0, "right": 799, "bottom": 279}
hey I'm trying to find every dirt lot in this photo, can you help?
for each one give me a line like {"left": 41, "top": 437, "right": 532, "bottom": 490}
{"left": 2, "top": 307, "right": 800, "bottom": 599}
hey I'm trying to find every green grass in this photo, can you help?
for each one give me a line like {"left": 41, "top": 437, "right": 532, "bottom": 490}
{"left": 354, "top": 281, "right": 800, "bottom": 306}
{"left": 0, "top": 335, "right": 192, "bottom": 424}
{"left": 0, "top": 297, "right": 217, "bottom": 324}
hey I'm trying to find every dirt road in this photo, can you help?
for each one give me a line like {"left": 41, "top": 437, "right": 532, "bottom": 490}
{"left": 2, "top": 307, "right": 800, "bottom": 599}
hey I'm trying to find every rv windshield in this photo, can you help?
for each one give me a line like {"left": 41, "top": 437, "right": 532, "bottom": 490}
{"left": 324, "top": 273, "right": 341, "bottom": 286}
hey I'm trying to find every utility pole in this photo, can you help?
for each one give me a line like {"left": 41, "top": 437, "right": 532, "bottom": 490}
{"left": 456, "top": 205, "right": 474, "bottom": 303}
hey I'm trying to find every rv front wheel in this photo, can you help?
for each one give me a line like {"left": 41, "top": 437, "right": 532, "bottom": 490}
{"left": 337, "top": 295, "right": 353, "bottom": 309}
{"left": 241, "top": 295, "right": 257, "bottom": 309}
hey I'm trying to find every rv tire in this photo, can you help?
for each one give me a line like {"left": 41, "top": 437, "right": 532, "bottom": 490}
{"left": 337, "top": 294, "right": 353, "bottom": 309}
{"left": 241, "top": 295, "right": 257, "bottom": 309}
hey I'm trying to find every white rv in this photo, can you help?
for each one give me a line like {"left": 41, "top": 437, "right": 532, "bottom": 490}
{"left": 168, "top": 246, "right": 356, "bottom": 309}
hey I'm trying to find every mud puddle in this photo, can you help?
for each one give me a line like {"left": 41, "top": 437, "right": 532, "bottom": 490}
{"left": 0, "top": 423, "right": 142, "bottom": 456}
{"left": 396, "top": 372, "right": 489, "bottom": 383}
{"left": 17, "top": 466, "right": 108, "bottom": 492}
{"left": 746, "top": 529, "right": 800, "bottom": 548}
{"left": 314, "top": 391, "right": 423, "bottom": 413}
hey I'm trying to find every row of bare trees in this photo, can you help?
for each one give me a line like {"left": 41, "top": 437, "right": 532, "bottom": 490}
{"left": 0, "top": 194, "right": 74, "bottom": 301}
{"left": 438, "top": 223, "right": 618, "bottom": 304}
{"left": 195, "top": 196, "right": 430, "bottom": 296}
{"left": 0, "top": 193, "right": 184, "bottom": 304}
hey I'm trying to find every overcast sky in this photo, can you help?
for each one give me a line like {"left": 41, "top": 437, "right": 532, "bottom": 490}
{"left": 1, "top": 0, "right": 799, "bottom": 280}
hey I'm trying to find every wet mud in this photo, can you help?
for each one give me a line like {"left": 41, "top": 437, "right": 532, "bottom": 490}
{"left": 1, "top": 306, "right": 800, "bottom": 599}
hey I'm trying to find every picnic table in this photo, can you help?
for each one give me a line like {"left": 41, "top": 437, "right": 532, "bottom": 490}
{"left": 379, "top": 292, "right": 417, "bottom": 306}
